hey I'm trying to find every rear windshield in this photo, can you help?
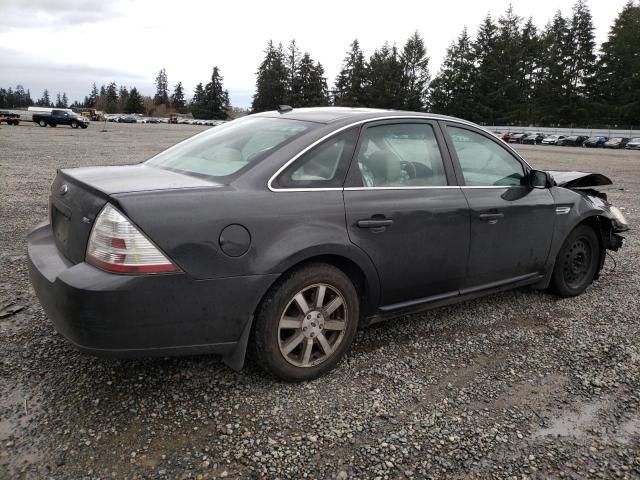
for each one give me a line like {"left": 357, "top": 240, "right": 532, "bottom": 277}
{"left": 147, "top": 117, "right": 315, "bottom": 179}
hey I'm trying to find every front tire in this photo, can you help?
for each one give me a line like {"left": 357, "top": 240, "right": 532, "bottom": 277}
{"left": 253, "top": 263, "right": 359, "bottom": 382}
{"left": 551, "top": 225, "right": 601, "bottom": 297}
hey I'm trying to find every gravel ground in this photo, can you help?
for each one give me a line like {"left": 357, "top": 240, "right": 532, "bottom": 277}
{"left": 1, "top": 122, "right": 639, "bottom": 479}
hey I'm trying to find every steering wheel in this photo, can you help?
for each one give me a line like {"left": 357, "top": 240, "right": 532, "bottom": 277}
{"left": 400, "top": 160, "right": 417, "bottom": 179}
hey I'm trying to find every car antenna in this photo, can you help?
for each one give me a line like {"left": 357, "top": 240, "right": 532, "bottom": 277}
{"left": 277, "top": 105, "right": 293, "bottom": 114}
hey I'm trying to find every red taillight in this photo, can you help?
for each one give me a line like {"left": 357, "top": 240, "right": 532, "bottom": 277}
{"left": 86, "top": 204, "right": 178, "bottom": 274}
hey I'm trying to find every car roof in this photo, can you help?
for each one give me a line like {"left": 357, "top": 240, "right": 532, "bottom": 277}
{"left": 252, "top": 107, "right": 475, "bottom": 125}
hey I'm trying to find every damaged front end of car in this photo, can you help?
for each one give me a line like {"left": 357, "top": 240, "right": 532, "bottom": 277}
{"left": 547, "top": 170, "right": 629, "bottom": 260}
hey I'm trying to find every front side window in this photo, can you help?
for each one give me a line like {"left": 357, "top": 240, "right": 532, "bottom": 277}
{"left": 355, "top": 123, "right": 448, "bottom": 187}
{"left": 447, "top": 126, "right": 525, "bottom": 187}
{"left": 273, "top": 128, "right": 358, "bottom": 189}
{"left": 147, "top": 117, "right": 315, "bottom": 179}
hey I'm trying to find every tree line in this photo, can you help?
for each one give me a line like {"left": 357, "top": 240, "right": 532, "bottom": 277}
{"left": 1, "top": 1, "right": 638, "bottom": 126}
{"left": 0, "top": 67, "right": 234, "bottom": 120}
{"left": 251, "top": 1, "right": 640, "bottom": 127}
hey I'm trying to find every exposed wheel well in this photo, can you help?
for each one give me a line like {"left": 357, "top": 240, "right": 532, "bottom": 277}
{"left": 253, "top": 255, "right": 370, "bottom": 322}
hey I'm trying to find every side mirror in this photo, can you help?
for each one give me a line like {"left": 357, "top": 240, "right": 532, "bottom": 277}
{"left": 528, "top": 169, "right": 551, "bottom": 189}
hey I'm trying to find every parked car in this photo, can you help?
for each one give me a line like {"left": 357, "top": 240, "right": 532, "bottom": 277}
{"left": 541, "top": 135, "right": 566, "bottom": 145}
{"left": 604, "top": 137, "right": 630, "bottom": 149}
{"left": 500, "top": 133, "right": 512, "bottom": 142}
{"left": 583, "top": 136, "right": 608, "bottom": 148}
{"left": 625, "top": 137, "right": 640, "bottom": 150}
{"left": 508, "top": 133, "right": 527, "bottom": 143}
{"left": 557, "top": 135, "right": 588, "bottom": 147}
{"left": 117, "top": 116, "right": 137, "bottom": 123}
{"left": 521, "top": 133, "right": 546, "bottom": 145}
{"left": 27, "top": 107, "right": 629, "bottom": 381}
{"left": 32, "top": 109, "right": 89, "bottom": 129}
{"left": 0, "top": 110, "right": 20, "bottom": 125}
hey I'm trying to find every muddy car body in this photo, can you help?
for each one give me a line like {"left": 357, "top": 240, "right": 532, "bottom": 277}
{"left": 27, "top": 107, "right": 629, "bottom": 381}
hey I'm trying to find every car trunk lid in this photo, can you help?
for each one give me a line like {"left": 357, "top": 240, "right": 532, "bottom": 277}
{"left": 49, "top": 165, "right": 221, "bottom": 264}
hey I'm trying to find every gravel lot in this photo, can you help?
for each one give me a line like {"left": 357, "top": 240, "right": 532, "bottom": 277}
{"left": 1, "top": 122, "right": 639, "bottom": 479}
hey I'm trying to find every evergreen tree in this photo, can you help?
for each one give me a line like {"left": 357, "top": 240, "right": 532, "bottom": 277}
{"left": 429, "top": 28, "right": 475, "bottom": 119}
{"left": 38, "top": 89, "right": 51, "bottom": 107}
{"left": 470, "top": 15, "right": 500, "bottom": 123}
{"left": 61, "top": 92, "right": 68, "bottom": 108}
{"left": 594, "top": 1, "right": 640, "bottom": 125}
{"left": 251, "top": 41, "right": 288, "bottom": 112}
{"left": 125, "top": 87, "right": 145, "bottom": 114}
{"left": 400, "top": 31, "right": 430, "bottom": 111}
{"left": 365, "top": 42, "right": 404, "bottom": 109}
{"left": 105, "top": 82, "right": 119, "bottom": 113}
{"left": 55, "top": 93, "right": 63, "bottom": 108}
{"left": 190, "top": 83, "right": 207, "bottom": 118}
{"left": 204, "top": 66, "right": 230, "bottom": 119}
{"left": 564, "top": 0, "right": 597, "bottom": 123}
{"left": 297, "top": 53, "right": 329, "bottom": 106}
{"left": 287, "top": 40, "right": 302, "bottom": 106}
{"left": 88, "top": 83, "right": 99, "bottom": 108}
{"left": 569, "top": 1, "right": 596, "bottom": 94}
{"left": 495, "top": 6, "right": 526, "bottom": 124}
{"left": 333, "top": 39, "right": 368, "bottom": 106}
{"left": 535, "top": 11, "right": 573, "bottom": 124}
{"left": 520, "top": 18, "right": 542, "bottom": 124}
{"left": 154, "top": 68, "right": 170, "bottom": 106}
{"left": 118, "top": 86, "right": 129, "bottom": 112}
{"left": 171, "top": 81, "right": 186, "bottom": 110}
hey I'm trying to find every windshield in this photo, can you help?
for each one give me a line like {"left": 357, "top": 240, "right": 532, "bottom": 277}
{"left": 630, "top": 138, "right": 640, "bottom": 142}
{"left": 147, "top": 117, "right": 315, "bottom": 179}
{"left": 610, "top": 138, "right": 621, "bottom": 142}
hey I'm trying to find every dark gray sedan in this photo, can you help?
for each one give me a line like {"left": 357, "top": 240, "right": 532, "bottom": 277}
{"left": 28, "top": 107, "right": 629, "bottom": 381}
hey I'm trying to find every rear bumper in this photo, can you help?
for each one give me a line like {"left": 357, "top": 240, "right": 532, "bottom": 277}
{"left": 27, "top": 223, "right": 277, "bottom": 358}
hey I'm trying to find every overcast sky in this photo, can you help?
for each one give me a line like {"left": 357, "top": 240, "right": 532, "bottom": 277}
{"left": 0, "top": 0, "right": 629, "bottom": 108}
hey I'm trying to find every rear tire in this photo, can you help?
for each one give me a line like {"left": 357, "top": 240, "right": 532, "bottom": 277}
{"left": 551, "top": 225, "right": 600, "bottom": 298}
{"left": 252, "top": 263, "right": 359, "bottom": 382}
{"left": 38, "top": 120, "right": 47, "bottom": 127}
{"left": 71, "top": 121, "right": 78, "bottom": 129}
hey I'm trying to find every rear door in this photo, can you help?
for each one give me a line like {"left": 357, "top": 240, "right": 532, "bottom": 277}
{"left": 441, "top": 122, "right": 555, "bottom": 290}
{"left": 343, "top": 119, "right": 470, "bottom": 309}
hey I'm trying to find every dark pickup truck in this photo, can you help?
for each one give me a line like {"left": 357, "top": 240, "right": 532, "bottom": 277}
{"left": 0, "top": 111, "right": 21, "bottom": 125}
{"left": 32, "top": 109, "right": 89, "bottom": 129}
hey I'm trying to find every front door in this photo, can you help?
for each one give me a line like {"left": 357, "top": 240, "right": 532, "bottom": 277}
{"left": 343, "top": 120, "right": 470, "bottom": 309}
{"left": 442, "top": 123, "right": 556, "bottom": 290}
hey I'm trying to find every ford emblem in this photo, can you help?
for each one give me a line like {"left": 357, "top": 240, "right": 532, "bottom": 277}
{"left": 59, "top": 184, "right": 68, "bottom": 195}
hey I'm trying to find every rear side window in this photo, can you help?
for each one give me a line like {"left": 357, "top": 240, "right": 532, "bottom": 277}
{"left": 273, "top": 128, "right": 358, "bottom": 189}
{"left": 447, "top": 126, "right": 525, "bottom": 187}
{"left": 147, "top": 117, "right": 315, "bottom": 179}
{"left": 355, "top": 123, "right": 448, "bottom": 187}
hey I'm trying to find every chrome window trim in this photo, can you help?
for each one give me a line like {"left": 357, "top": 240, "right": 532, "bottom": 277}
{"left": 267, "top": 115, "right": 531, "bottom": 192}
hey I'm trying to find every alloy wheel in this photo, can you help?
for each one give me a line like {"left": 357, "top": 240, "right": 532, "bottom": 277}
{"left": 278, "top": 283, "right": 348, "bottom": 368}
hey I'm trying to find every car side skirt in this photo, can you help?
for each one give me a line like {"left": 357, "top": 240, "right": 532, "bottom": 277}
{"left": 364, "top": 272, "right": 544, "bottom": 326}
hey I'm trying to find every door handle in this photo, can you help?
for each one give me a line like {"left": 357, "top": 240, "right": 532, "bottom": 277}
{"left": 357, "top": 219, "right": 394, "bottom": 228}
{"left": 479, "top": 213, "right": 504, "bottom": 224}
